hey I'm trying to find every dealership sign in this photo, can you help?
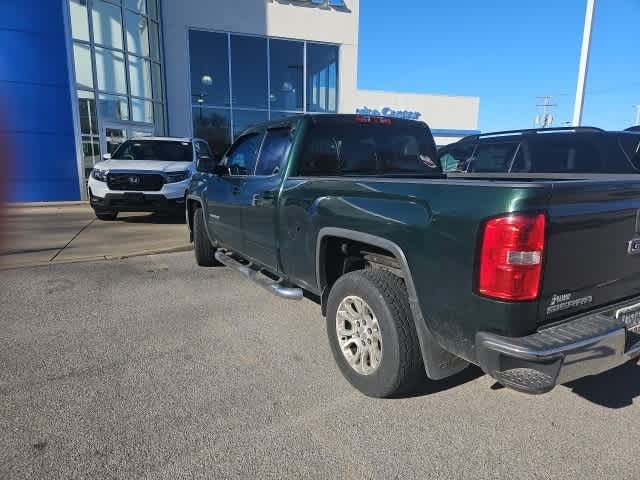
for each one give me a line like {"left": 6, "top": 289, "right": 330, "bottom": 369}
{"left": 356, "top": 106, "right": 422, "bottom": 121}
{"left": 269, "top": 0, "right": 348, "bottom": 9}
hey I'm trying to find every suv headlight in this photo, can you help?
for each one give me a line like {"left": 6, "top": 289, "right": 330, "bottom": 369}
{"left": 91, "top": 169, "right": 108, "bottom": 182}
{"left": 166, "top": 171, "right": 190, "bottom": 183}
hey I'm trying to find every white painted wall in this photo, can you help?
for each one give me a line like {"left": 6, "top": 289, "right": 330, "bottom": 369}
{"left": 161, "top": 0, "right": 359, "bottom": 136}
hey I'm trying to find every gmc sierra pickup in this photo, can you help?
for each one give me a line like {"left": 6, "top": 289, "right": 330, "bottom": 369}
{"left": 186, "top": 114, "right": 640, "bottom": 398}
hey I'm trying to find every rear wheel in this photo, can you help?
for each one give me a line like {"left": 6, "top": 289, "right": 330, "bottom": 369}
{"left": 326, "top": 269, "right": 424, "bottom": 397}
{"left": 193, "top": 206, "right": 221, "bottom": 267}
{"left": 94, "top": 209, "right": 118, "bottom": 221}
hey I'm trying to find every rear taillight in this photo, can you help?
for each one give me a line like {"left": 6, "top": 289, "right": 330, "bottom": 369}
{"left": 478, "top": 213, "right": 546, "bottom": 301}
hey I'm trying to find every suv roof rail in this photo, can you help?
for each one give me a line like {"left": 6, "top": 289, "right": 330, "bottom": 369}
{"left": 625, "top": 126, "right": 640, "bottom": 132}
{"left": 459, "top": 126, "right": 605, "bottom": 142}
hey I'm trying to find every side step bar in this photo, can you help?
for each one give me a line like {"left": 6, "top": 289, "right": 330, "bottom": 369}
{"left": 214, "top": 251, "right": 303, "bottom": 301}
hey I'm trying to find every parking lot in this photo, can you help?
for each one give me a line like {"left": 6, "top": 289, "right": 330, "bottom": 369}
{"left": 2, "top": 248, "right": 640, "bottom": 479}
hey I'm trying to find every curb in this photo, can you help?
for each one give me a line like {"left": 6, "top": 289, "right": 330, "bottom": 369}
{"left": 0, "top": 244, "right": 192, "bottom": 271}
{"left": 6, "top": 201, "right": 89, "bottom": 208}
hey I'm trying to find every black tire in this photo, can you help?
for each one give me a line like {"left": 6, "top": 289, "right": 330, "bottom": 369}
{"left": 193, "top": 206, "right": 221, "bottom": 267}
{"left": 94, "top": 209, "right": 118, "bottom": 221}
{"left": 326, "top": 269, "right": 424, "bottom": 398}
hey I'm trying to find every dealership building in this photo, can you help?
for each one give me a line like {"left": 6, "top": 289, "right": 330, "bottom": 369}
{"left": 3, "top": 0, "right": 479, "bottom": 202}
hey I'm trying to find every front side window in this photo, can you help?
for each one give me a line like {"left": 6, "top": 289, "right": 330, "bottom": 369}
{"left": 225, "top": 133, "right": 263, "bottom": 175}
{"left": 112, "top": 140, "right": 193, "bottom": 162}
{"left": 255, "top": 129, "right": 292, "bottom": 175}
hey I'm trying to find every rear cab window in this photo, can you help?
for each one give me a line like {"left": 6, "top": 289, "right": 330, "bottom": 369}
{"left": 295, "top": 117, "right": 438, "bottom": 177}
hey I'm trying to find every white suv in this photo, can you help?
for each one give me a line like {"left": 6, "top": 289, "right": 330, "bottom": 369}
{"left": 88, "top": 137, "right": 213, "bottom": 220}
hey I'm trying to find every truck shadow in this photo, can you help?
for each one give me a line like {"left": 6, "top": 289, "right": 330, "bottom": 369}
{"left": 563, "top": 360, "right": 640, "bottom": 408}
{"left": 395, "top": 365, "right": 485, "bottom": 399}
{"left": 117, "top": 213, "right": 185, "bottom": 225}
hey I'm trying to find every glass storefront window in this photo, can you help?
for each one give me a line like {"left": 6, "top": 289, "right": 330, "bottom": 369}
{"left": 69, "top": 0, "right": 90, "bottom": 41}
{"left": 148, "top": 21, "right": 160, "bottom": 61}
{"left": 131, "top": 98, "right": 153, "bottom": 123}
{"left": 73, "top": 43, "right": 94, "bottom": 89}
{"left": 92, "top": 0, "right": 123, "bottom": 50}
{"left": 269, "top": 39, "right": 303, "bottom": 112}
{"left": 307, "top": 43, "right": 339, "bottom": 113}
{"left": 153, "top": 103, "right": 165, "bottom": 136}
{"left": 231, "top": 35, "right": 268, "bottom": 109}
{"left": 81, "top": 135, "right": 101, "bottom": 178}
{"left": 77, "top": 91, "right": 98, "bottom": 135}
{"left": 192, "top": 107, "right": 231, "bottom": 156}
{"left": 124, "top": 0, "right": 146, "bottom": 15}
{"left": 95, "top": 47, "right": 127, "bottom": 94}
{"left": 151, "top": 62, "right": 162, "bottom": 102}
{"left": 233, "top": 110, "right": 268, "bottom": 139}
{"left": 128, "top": 55, "right": 152, "bottom": 98}
{"left": 270, "top": 111, "right": 299, "bottom": 121}
{"left": 189, "top": 31, "right": 230, "bottom": 108}
{"left": 125, "top": 10, "right": 149, "bottom": 57}
{"left": 147, "top": 0, "right": 158, "bottom": 20}
{"left": 98, "top": 93, "right": 129, "bottom": 121}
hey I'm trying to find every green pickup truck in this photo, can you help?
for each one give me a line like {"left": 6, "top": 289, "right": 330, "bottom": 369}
{"left": 186, "top": 114, "right": 640, "bottom": 397}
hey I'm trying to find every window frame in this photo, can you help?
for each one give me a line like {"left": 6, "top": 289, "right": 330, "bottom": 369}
{"left": 222, "top": 131, "right": 265, "bottom": 177}
{"left": 254, "top": 127, "right": 294, "bottom": 177}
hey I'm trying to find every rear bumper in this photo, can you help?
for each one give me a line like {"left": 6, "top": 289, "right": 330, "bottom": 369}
{"left": 90, "top": 192, "right": 185, "bottom": 212}
{"left": 476, "top": 298, "right": 640, "bottom": 394}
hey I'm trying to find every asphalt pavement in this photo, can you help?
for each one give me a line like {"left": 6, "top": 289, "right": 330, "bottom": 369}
{"left": 1, "top": 251, "right": 640, "bottom": 479}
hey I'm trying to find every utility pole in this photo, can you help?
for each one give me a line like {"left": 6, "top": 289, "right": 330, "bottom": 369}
{"left": 634, "top": 105, "right": 640, "bottom": 126}
{"left": 573, "top": 0, "right": 596, "bottom": 126}
{"left": 535, "top": 96, "right": 557, "bottom": 128}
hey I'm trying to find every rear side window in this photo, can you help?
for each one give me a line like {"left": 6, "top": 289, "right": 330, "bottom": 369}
{"left": 438, "top": 143, "right": 476, "bottom": 172}
{"left": 469, "top": 142, "right": 520, "bottom": 172}
{"left": 296, "top": 120, "right": 438, "bottom": 177}
{"left": 526, "top": 135, "right": 636, "bottom": 173}
{"left": 255, "top": 128, "right": 292, "bottom": 175}
{"left": 620, "top": 134, "right": 640, "bottom": 170}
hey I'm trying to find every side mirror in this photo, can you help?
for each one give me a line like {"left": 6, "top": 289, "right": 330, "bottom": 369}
{"left": 213, "top": 164, "right": 230, "bottom": 176}
{"left": 196, "top": 155, "right": 217, "bottom": 173}
{"left": 103, "top": 153, "right": 112, "bottom": 160}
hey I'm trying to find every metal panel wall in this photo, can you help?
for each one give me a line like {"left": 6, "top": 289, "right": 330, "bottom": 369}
{"left": 0, "top": 1, "right": 80, "bottom": 201}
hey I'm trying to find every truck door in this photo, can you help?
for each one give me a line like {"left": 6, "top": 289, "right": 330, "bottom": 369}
{"left": 205, "top": 132, "right": 263, "bottom": 249}
{"left": 238, "top": 127, "right": 293, "bottom": 270}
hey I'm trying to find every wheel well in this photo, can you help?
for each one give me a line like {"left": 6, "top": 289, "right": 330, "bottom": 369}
{"left": 186, "top": 198, "right": 201, "bottom": 240}
{"left": 319, "top": 236, "right": 403, "bottom": 315}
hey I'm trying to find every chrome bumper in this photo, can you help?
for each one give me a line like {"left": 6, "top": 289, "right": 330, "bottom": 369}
{"left": 476, "top": 299, "right": 640, "bottom": 394}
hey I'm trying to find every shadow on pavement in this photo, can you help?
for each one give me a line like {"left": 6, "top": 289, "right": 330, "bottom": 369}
{"left": 394, "top": 365, "right": 484, "bottom": 399}
{"left": 564, "top": 360, "right": 640, "bottom": 408}
{"left": 116, "top": 212, "right": 185, "bottom": 225}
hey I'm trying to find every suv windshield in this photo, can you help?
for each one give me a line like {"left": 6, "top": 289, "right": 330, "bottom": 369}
{"left": 112, "top": 140, "right": 193, "bottom": 162}
{"left": 297, "top": 119, "right": 438, "bottom": 176}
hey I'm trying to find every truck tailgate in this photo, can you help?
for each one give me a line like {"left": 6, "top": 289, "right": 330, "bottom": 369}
{"left": 540, "top": 180, "right": 640, "bottom": 324}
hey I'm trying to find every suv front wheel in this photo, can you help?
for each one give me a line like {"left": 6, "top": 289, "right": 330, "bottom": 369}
{"left": 94, "top": 209, "right": 118, "bottom": 221}
{"left": 326, "top": 269, "right": 424, "bottom": 398}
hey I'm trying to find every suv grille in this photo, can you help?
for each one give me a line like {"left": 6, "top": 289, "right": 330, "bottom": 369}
{"left": 107, "top": 173, "right": 165, "bottom": 191}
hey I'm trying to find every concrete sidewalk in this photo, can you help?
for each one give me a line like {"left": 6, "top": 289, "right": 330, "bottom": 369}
{"left": 0, "top": 203, "right": 191, "bottom": 270}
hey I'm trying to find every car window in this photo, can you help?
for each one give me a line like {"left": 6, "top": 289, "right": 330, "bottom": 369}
{"left": 619, "top": 134, "right": 640, "bottom": 170}
{"left": 296, "top": 120, "right": 438, "bottom": 177}
{"left": 438, "top": 143, "right": 476, "bottom": 172}
{"left": 112, "top": 140, "right": 193, "bottom": 162}
{"left": 526, "top": 135, "right": 636, "bottom": 173}
{"left": 469, "top": 142, "right": 519, "bottom": 172}
{"left": 225, "top": 133, "right": 263, "bottom": 175}
{"left": 255, "top": 128, "right": 292, "bottom": 176}
{"left": 195, "top": 140, "right": 213, "bottom": 159}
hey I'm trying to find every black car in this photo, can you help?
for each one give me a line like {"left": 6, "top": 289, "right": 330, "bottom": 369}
{"left": 437, "top": 127, "right": 640, "bottom": 174}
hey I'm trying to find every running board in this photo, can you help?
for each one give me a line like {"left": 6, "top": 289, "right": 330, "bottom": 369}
{"left": 214, "top": 251, "right": 303, "bottom": 300}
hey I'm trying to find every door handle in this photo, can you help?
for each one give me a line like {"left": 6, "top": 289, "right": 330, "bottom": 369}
{"left": 232, "top": 186, "right": 241, "bottom": 195}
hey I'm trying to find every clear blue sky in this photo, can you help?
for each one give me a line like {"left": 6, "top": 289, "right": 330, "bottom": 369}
{"left": 357, "top": 0, "right": 640, "bottom": 132}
